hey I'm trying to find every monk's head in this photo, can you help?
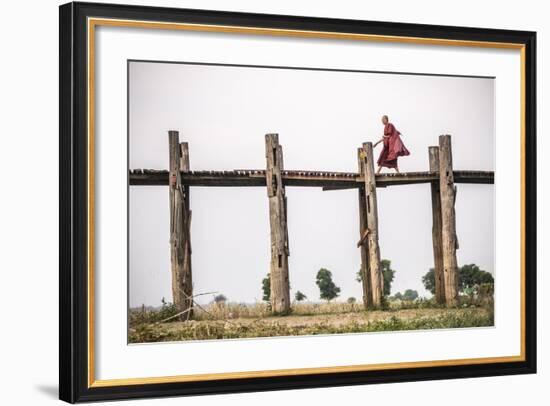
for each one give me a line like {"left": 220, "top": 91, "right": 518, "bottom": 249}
{"left": 381, "top": 115, "right": 389, "bottom": 125}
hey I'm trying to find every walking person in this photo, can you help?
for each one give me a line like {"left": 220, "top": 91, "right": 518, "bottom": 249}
{"left": 374, "top": 115, "right": 410, "bottom": 173}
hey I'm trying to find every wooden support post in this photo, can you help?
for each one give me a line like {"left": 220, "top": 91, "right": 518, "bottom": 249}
{"left": 179, "top": 142, "right": 193, "bottom": 317}
{"left": 357, "top": 149, "right": 373, "bottom": 309}
{"left": 438, "top": 135, "right": 459, "bottom": 306}
{"left": 360, "top": 142, "right": 383, "bottom": 307}
{"left": 429, "top": 146, "right": 446, "bottom": 305}
{"left": 168, "top": 131, "right": 193, "bottom": 320}
{"left": 265, "top": 133, "right": 291, "bottom": 314}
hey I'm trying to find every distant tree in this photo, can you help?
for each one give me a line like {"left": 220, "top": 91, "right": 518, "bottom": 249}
{"left": 347, "top": 297, "right": 357, "bottom": 304}
{"left": 261, "top": 273, "right": 271, "bottom": 302}
{"left": 295, "top": 291, "right": 307, "bottom": 302}
{"left": 356, "top": 259, "right": 396, "bottom": 296}
{"left": 422, "top": 265, "right": 494, "bottom": 295}
{"left": 316, "top": 268, "right": 341, "bottom": 302}
{"left": 381, "top": 260, "right": 396, "bottom": 296}
{"left": 459, "top": 264, "right": 494, "bottom": 292}
{"left": 214, "top": 294, "right": 227, "bottom": 304}
{"left": 402, "top": 289, "right": 419, "bottom": 301}
{"left": 422, "top": 268, "right": 437, "bottom": 295}
{"left": 393, "top": 292, "right": 403, "bottom": 300}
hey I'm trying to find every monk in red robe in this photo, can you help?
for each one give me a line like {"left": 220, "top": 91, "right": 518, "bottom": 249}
{"left": 374, "top": 115, "right": 410, "bottom": 173}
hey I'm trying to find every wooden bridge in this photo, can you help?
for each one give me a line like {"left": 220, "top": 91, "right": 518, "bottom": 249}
{"left": 129, "top": 169, "right": 493, "bottom": 188}
{"left": 129, "top": 131, "right": 494, "bottom": 318}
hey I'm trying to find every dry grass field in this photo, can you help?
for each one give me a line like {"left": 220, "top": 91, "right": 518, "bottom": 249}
{"left": 129, "top": 300, "right": 494, "bottom": 343}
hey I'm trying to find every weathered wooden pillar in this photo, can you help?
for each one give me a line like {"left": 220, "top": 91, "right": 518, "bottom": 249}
{"left": 360, "top": 142, "right": 383, "bottom": 307}
{"left": 429, "top": 147, "right": 446, "bottom": 305}
{"left": 179, "top": 142, "right": 193, "bottom": 316}
{"left": 265, "top": 134, "right": 290, "bottom": 314}
{"left": 438, "top": 135, "right": 459, "bottom": 306}
{"left": 168, "top": 131, "right": 193, "bottom": 320}
{"left": 357, "top": 149, "right": 373, "bottom": 309}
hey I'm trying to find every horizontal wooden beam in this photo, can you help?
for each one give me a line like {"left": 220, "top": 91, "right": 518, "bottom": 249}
{"left": 129, "top": 169, "right": 494, "bottom": 188}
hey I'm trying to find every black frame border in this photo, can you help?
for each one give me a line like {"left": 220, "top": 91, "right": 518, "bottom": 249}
{"left": 59, "top": 2, "right": 536, "bottom": 403}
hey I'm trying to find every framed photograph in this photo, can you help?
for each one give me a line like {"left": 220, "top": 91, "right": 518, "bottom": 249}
{"left": 59, "top": 2, "right": 536, "bottom": 403}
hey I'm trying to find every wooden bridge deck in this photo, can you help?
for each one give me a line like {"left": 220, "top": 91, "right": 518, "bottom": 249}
{"left": 129, "top": 169, "right": 494, "bottom": 188}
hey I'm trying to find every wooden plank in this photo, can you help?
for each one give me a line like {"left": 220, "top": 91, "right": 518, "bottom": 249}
{"left": 360, "top": 143, "right": 383, "bottom": 308}
{"left": 439, "top": 135, "right": 460, "bottom": 306}
{"left": 357, "top": 148, "right": 373, "bottom": 309}
{"left": 265, "top": 134, "right": 291, "bottom": 314}
{"left": 168, "top": 131, "right": 193, "bottom": 320}
{"left": 429, "top": 146, "right": 446, "bottom": 305}
{"left": 129, "top": 169, "right": 494, "bottom": 187}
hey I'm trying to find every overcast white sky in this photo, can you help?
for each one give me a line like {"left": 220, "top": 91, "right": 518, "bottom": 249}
{"left": 128, "top": 61, "right": 495, "bottom": 307}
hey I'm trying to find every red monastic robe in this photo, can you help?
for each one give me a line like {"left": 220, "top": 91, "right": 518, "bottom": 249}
{"left": 377, "top": 123, "right": 410, "bottom": 168}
